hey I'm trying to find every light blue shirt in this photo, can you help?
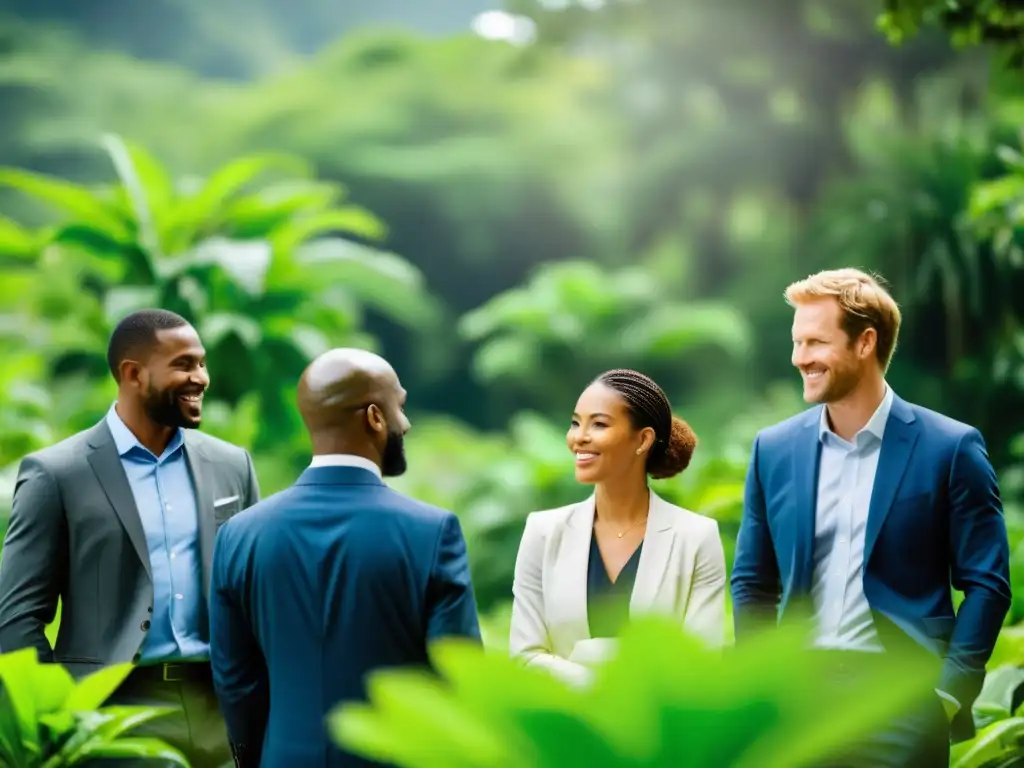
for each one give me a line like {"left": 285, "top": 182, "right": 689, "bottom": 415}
{"left": 811, "top": 385, "right": 892, "bottom": 651}
{"left": 106, "top": 404, "right": 208, "bottom": 663}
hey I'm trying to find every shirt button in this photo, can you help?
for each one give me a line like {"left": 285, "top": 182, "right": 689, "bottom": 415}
{"left": 166, "top": 504, "right": 172, "bottom": 511}
{"left": 141, "top": 620, "right": 151, "bottom": 631}
{"left": 170, "top": 553, "right": 176, "bottom": 560}
{"left": 175, "top": 594, "right": 183, "bottom": 600}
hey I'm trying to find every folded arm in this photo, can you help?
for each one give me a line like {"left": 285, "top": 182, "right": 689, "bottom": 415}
{"left": 730, "top": 435, "right": 782, "bottom": 641}
{"left": 0, "top": 456, "right": 66, "bottom": 661}
{"left": 426, "top": 513, "right": 482, "bottom": 644}
{"left": 509, "top": 514, "right": 592, "bottom": 686}
{"left": 939, "top": 429, "right": 1012, "bottom": 714}
{"left": 209, "top": 529, "right": 269, "bottom": 767}
{"left": 682, "top": 521, "right": 727, "bottom": 649}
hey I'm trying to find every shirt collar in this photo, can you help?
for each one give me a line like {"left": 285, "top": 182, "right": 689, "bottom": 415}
{"left": 309, "top": 454, "right": 383, "bottom": 479}
{"left": 818, "top": 384, "right": 894, "bottom": 445}
{"left": 105, "top": 402, "right": 183, "bottom": 459}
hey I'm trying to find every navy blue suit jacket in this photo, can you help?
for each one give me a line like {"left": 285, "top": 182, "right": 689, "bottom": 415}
{"left": 730, "top": 395, "right": 1011, "bottom": 740}
{"left": 209, "top": 465, "right": 482, "bottom": 767}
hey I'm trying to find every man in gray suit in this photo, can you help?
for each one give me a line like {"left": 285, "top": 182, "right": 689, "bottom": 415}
{"left": 0, "top": 309, "right": 260, "bottom": 767}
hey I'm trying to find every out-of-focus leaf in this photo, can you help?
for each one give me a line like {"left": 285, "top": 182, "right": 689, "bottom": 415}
{"left": 201, "top": 312, "right": 263, "bottom": 348}
{"left": 0, "top": 168, "right": 131, "bottom": 241}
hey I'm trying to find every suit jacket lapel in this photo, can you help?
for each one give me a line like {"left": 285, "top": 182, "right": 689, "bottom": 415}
{"left": 86, "top": 422, "right": 152, "bottom": 581}
{"left": 551, "top": 497, "right": 594, "bottom": 637}
{"left": 864, "top": 397, "right": 919, "bottom": 565}
{"left": 791, "top": 409, "right": 822, "bottom": 595}
{"left": 630, "top": 491, "right": 676, "bottom": 613}
{"left": 183, "top": 435, "right": 216, "bottom": 598}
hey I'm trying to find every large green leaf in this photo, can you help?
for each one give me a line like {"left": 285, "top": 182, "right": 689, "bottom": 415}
{"left": 0, "top": 648, "right": 48, "bottom": 756}
{"left": 331, "top": 618, "right": 937, "bottom": 768}
{"left": 953, "top": 717, "right": 1024, "bottom": 768}
{"left": 63, "top": 664, "right": 134, "bottom": 713}
{"left": 270, "top": 207, "right": 388, "bottom": 256}
{"left": 0, "top": 168, "right": 132, "bottom": 242}
{"left": 66, "top": 735, "right": 190, "bottom": 766}
{"left": 166, "top": 154, "right": 314, "bottom": 249}
{"left": 101, "top": 134, "right": 169, "bottom": 261}
{"left": 296, "top": 238, "right": 439, "bottom": 328}
{"left": 157, "top": 237, "right": 273, "bottom": 297}
{"left": 0, "top": 215, "right": 41, "bottom": 261}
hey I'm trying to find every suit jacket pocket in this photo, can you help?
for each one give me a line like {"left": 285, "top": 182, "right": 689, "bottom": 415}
{"left": 213, "top": 495, "right": 242, "bottom": 525}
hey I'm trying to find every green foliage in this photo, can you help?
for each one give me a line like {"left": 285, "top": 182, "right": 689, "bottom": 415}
{"left": 329, "top": 617, "right": 937, "bottom": 768}
{"left": 951, "top": 664, "right": 1024, "bottom": 767}
{"left": 458, "top": 260, "right": 750, "bottom": 411}
{"left": 0, "top": 648, "right": 186, "bottom": 766}
{"left": 879, "top": 1, "right": 1024, "bottom": 65}
{"left": 0, "top": 133, "right": 438, "bottom": 453}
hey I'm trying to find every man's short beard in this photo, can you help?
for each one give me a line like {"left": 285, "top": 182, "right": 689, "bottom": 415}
{"left": 381, "top": 429, "right": 407, "bottom": 477}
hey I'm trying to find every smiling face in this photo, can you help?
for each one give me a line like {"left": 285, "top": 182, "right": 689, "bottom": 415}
{"left": 791, "top": 297, "right": 876, "bottom": 404}
{"left": 124, "top": 325, "right": 210, "bottom": 429}
{"left": 567, "top": 382, "right": 654, "bottom": 485}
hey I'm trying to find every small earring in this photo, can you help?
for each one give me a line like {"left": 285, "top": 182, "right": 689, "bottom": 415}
{"left": 636, "top": 448, "right": 643, "bottom": 455}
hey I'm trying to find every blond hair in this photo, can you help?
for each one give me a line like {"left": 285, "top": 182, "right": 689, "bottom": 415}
{"left": 784, "top": 268, "right": 902, "bottom": 371}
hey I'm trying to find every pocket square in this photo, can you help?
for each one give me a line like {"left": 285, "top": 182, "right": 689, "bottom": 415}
{"left": 213, "top": 495, "right": 240, "bottom": 507}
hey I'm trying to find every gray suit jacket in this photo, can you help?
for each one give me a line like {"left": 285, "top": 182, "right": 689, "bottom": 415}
{"left": 0, "top": 419, "right": 260, "bottom": 677}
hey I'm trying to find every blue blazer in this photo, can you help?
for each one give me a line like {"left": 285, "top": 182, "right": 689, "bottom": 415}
{"left": 209, "top": 465, "right": 482, "bottom": 767}
{"left": 730, "top": 394, "right": 1010, "bottom": 740}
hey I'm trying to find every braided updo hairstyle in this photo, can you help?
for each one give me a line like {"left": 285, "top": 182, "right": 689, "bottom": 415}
{"left": 595, "top": 369, "right": 697, "bottom": 480}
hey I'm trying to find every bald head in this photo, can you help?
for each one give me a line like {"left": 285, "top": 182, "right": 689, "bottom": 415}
{"left": 297, "top": 348, "right": 410, "bottom": 474}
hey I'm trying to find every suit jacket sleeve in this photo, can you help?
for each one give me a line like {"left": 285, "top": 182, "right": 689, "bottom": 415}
{"left": 682, "top": 520, "right": 727, "bottom": 649}
{"left": 425, "top": 513, "right": 482, "bottom": 643}
{"left": 242, "top": 451, "right": 260, "bottom": 509}
{"left": 940, "top": 428, "right": 1012, "bottom": 711}
{"left": 0, "top": 456, "right": 66, "bottom": 660}
{"left": 508, "top": 513, "right": 592, "bottom": 686}
{"left": 730, "top": 434, "right": 782, "bottom": 640}
{"left": 209, "top": 526, "right": 269, "bottom": 767}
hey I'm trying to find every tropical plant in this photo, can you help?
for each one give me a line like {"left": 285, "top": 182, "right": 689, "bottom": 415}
{"left": 458, "top": 260, "right": 751, "bottom": 415}
{"left": 329, "top": 617, "right": 937, "bottom": 768}
{"left": 952, "top": 652, "right": 1024, "bottom": 767}
{"left": 0, "top": 647, "right": 187, "bottom": 766}
{"left": 0, "top": 134, "right": 439, "bottom": 452}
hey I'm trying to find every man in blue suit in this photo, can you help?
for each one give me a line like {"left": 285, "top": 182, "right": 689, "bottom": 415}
{"left": 731, "top": 268, "right": 1011, "bottom": 766}
{"left": 209, "top": 348, "right": 482, "bottom": 767}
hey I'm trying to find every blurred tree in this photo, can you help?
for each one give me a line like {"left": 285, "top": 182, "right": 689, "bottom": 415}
{"left": 880, "top": 0, "right": 1024, "bottom": 66}
{"left": 808, "top": 75, "right": 1024, "bottom": 466}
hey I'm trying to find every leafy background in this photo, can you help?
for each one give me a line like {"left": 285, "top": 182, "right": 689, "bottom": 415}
{"left": 1, "top": 0, "right": 1024, "bottom": 765}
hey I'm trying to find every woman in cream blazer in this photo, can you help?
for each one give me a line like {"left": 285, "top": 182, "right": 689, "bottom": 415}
{"left": 508, "top": 369, "right": 727, "bottom": 685}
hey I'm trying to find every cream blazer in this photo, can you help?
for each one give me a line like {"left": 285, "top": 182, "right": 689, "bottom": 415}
{"left": 508, "top": 490, "right": 726, "bottom": 684}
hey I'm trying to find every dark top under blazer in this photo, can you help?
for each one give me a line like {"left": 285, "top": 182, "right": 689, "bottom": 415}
{"left": 209, "top": 465, "right": 482, "bottom": 768}
{"left": 587, "top": 534, "right": 642, "bottom": 639}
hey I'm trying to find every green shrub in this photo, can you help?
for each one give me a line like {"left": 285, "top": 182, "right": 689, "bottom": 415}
{"left": 329, "top": 617, "right": 937, "bottom": 768}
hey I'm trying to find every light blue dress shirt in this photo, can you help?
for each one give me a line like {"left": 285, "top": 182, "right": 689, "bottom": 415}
{"left": 106, "top": 405, "right": 209, "bottom": 663}
{"left": 810, "top": 385, "right": 893, "bottom": 651}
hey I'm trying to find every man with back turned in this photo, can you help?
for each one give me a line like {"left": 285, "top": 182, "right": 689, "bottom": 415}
{"left": 209, "top": 347, "right": 482, "bottom": 767}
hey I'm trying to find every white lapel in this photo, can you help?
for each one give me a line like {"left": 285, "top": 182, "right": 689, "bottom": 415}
{"left": 629, "top": 490, "right": 677, "bottom": 615}
{"left": 547, "top": 497, "right": 595, "bottom": 642}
